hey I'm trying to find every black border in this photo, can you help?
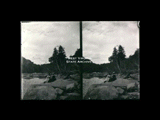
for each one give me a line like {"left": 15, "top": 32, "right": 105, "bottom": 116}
{"left": 20, "top": 20, "right": 141, "bottom": 103}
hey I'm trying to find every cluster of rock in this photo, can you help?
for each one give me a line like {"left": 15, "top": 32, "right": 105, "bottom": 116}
{"left": 23, "top": 72, "right": 140, "bottom": 100}
{"left": 23, "top": 75, "right": 81, "bottom": 100}
{"left": 84, "top": 78, "right": 140, "bottom": 100}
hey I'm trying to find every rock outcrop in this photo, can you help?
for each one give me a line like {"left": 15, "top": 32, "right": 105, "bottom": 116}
{"left": 84, "top": 77, "right": 140, "bottom": 100}
{"left": 55, "top": 88, "right": 63, "bottom": 95}
{"left": 23, "top": 78, "right": 80, "bottom": 100}
{"left": 116, "top": 87, "right": 125, "bottom": 95}
{"left": 84, "top": 85, "right": 119, "bottom": 100}
{"left": 127, "top": 82, "right": 139, "bottom": 92}
{"left": 66, "top": 83, "right": 75, "bottom": 92}
{"left": 23, "top": 86, "right": 57, "bottom": 100}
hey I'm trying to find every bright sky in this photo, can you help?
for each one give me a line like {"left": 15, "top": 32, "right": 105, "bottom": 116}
{"left": 83, "top": 21, "right": 139, "bottom": 64}
{"left": 21, "top": 21, "right": 139, "bottom": 65}
{"left": 21, "top": 21, "right": 80, "bottom": 64}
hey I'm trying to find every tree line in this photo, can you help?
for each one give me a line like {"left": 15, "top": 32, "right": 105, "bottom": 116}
{"left": 82, "top": 45, "right": 139, "bottom": 74}
{"left": 22, "top": 45, "right": 81, "bottom": 75}
{"left": 22, "top": 45, "right": 139, "bottom": 75}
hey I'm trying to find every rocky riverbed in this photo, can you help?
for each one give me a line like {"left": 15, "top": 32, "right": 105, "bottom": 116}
{"left": 21, "top": 78, "right": 47, "bottom": 99}
{"left": 21, "top": 72, "right": 140, "bottom": 100}
{"left": 83, "top": 73, "right": 140, "bottom": 100}
{"left": 21, "top": 73, "right": 81, "bottom": 100}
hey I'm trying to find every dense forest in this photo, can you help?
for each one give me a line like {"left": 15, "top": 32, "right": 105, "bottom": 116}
{"left": 22, "top": 45, "right": 139, "bottom": 75}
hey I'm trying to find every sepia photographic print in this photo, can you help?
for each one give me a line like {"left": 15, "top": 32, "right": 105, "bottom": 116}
{"left": 20, "top": 21, "right": 140, "bottom": 100}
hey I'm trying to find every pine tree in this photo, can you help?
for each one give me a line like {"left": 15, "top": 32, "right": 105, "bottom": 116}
{"left": 118, "top": 45, "right": 126, "bottom": 61}
{"left": 117, "top": 45, "right": 126, "bottom": 73}
{"left": 57, "top": 45, "right": 67, "bottom": 74}
{"left": 72, "top": 48, "right": 81, "bottom": 57}
{"left": 49, "top": 48, "right": 58, "bottom": 63}
{"left": 108, "top": 47, "right": 118, "bottom": 63}
{"left": 58, "top": 45, "right": 66, "bottom": 61}
{"left": 49, "top": 47, "right": 61, "bottom": 73}
{"left": 108, "top": 45, "right": 126, "bottom": 73}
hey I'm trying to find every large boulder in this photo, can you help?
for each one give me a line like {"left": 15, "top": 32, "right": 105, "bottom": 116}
{"left": 66, "top": 82, "right": 80, "bottom": 93}
{"left": 127, "top": 82, "right": 139, "bottom": 92}
{"left": 84, "top": 85, "right": 119, "bottom": 100}
{"left": 66, "top": 83, "right": 75, "bottom": 92}
{"left": 23, "top": 85, "right": 57, "bottom": 100}
{"left": 55, "top": 88, "right": 63, "bottom": 95}
{"left": 103, "top": 79, "right": 138, "bottom": 91}
{"left": 116, "top": 87, "right": 125, "bottom": 95}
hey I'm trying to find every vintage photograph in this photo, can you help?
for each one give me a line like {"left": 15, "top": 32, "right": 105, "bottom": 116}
{"left": 82, "top": 21, "right": 140, "bottom": 100}
{"left": 21, "top": 21, "right": 81, "bottom": 100}
{"left": 21, "top": 21, "right": 140, "bottom": 100}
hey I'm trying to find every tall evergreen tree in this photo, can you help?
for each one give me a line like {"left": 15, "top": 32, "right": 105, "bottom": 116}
{"left": 108, "top": 47, "right": 118, "bottom": 63}
{"left": 49, "top": 47, "right": 61, "bottom": 73}
{"left": 49, "top": 48, "right": 58, "bottom": 63}
{"left": 58, "top": 45, "right": 66, "bottom": 61}
{"left": 57, "top": 45, "right": 66, "bottom": 73}
{"left": 72, "top": 48, "right": 81, "bottom": 57}
{"left": 118, "top": 45, "right": 126, "bottom": 61}
{"left": 108, "top": 45, "right": 126, "bottom": 73}
{"left": 117, "top": 45, "right": 126, "bottom": 67}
